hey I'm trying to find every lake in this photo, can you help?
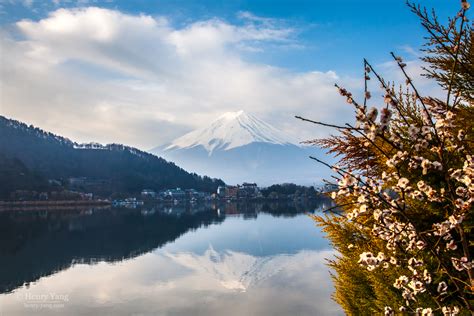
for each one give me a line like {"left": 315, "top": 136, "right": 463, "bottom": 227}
{"left": 0, "top": 201, "right": 343, "bottom": 315}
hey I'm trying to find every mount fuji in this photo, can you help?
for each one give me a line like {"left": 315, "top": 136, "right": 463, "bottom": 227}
{"left": 150, "top": 111, "right": 330, "bottom": 186}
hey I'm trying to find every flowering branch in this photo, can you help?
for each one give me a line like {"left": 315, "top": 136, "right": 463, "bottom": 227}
{"left": 300, "top": 1, "right": 473, "bottom": 314}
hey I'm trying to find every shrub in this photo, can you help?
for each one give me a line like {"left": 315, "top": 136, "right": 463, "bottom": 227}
{"left": 298, "top": 1, "right": 473, "bottom": 314}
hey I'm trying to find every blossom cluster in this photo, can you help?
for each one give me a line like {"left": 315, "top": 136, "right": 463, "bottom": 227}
{"left": 328, "top": 49, "right": 472, "bottom": 313}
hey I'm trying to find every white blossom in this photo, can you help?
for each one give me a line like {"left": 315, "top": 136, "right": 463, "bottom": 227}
{"left": 384, "top": 306, "right": 394, "bottom": 316}
{"left": 437, "top": 281, "right": 447, "bottom": 294}
{"left": 441, "top": 306, "right": 460, "bottom": 316}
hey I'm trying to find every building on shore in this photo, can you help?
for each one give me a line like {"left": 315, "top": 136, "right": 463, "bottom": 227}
{"left": 217, "top": 186, "right": 226, "bottom": 198}
{"left": 161, "top": 188, "right": 186, "bottom": 200}
{"left": 224, "top": 186, "right": 239, "bottom": 200}
{"left": 217, "top": 183, "right": 261, "bottom": 200}
{"left": 141, "top": 189, "right": 157, "bottom": 198}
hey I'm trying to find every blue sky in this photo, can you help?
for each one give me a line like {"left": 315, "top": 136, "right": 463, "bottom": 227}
{"left": 1, "top": 0, "right": 454, "bottom": 73}
{"left": 0, "top": 0, "right": 458, "bottom": 148}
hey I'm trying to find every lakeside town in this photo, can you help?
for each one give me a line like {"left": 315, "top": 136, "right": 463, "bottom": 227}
{"left": 1, "top": 175, "right": 335, "bottom": 210}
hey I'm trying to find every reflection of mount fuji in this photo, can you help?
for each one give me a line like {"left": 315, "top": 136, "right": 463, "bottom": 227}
{"left": 151, "top": 111, "right": 330, "bottom": 185}
{"left": 168, "top": 246, "right": 302, "bottom": 292}
{"left": 0, "top": 201, "right": 326, "bottom": 294}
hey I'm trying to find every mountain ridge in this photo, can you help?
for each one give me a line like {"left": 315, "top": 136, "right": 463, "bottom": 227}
{"left": 0, "top": 115, "right": 224, "bottom": 198}
{"left": 160, "top": 111, "right": 299, "bottom": 155}
{"left": 151, "top": 111, "right": 330, "bottom": 186}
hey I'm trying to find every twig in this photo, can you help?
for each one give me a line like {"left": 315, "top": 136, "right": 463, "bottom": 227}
{"left": 389, "top": 51, "right": 441, "bottom": 145}
{"left": 295, "top": 116, "right": 361, "bottom": 131}
{"left": 364, "top": 59, "right": 411, "bottom": 126}
{"left": 446, "top": 8, "right": 466, "bottom": 109}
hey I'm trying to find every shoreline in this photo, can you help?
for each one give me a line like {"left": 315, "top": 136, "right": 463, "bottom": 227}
{"left": 0, "top": 200, "right": 111, "bottom": 211}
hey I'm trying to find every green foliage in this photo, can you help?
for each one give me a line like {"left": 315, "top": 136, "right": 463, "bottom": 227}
{"left": 261, "top": 183, "right": 317, "bottom": 198}
{"left": 0, "top": 154, "right": 49, "bottom": 198}
{"left": 304, "top": 2, "right": 474, "bottom": 314}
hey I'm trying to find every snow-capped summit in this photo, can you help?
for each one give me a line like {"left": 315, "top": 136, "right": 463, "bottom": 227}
{"left": 150, "top": 111, "right": 330, "bottom": 185}
{"left": 165, "top": 110, "right": 297, "bottom": 154}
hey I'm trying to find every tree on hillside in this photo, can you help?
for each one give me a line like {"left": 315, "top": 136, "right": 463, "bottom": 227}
{"left": 297, "top": 1, "right": 473, "bottom": 314}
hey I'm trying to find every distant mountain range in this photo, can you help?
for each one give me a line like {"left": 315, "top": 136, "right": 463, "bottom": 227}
{"left": 0, "top": 115, "right": 224, "bottom": 198}
{"left": 151, "top": 111, "right": 330, "bottom": 186}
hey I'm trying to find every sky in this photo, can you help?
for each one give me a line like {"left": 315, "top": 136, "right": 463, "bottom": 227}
{"left": 0, "top": 0, "right": 456, "bottom": 150}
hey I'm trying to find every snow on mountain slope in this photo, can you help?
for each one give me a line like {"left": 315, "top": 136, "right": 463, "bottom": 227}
{"left": 166, "top": 246, "right": 326, "bottom": 292}
{"left": 150, "top": 111, "right": 331, "bottom": 185}
{"left": 165, "top": 110, "right": 298, "bottom": 154}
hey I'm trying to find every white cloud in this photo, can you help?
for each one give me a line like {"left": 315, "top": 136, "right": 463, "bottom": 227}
{"left": 1, "top": 7, "right": 363, "bottom": 149}
{"left": 0, "top": 248, "right": 342, "bottom": 315}
{"left": 374, "top": 59, "right": 444, "bottom": 100}
{"left": 22, "top": 0, "right": 33, "bottom": 8}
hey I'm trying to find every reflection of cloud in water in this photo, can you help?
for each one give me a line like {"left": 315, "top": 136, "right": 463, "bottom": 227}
{"left": 0, "top": 248, "right": 343, "bottom": 315}
{"left": 167, "top": 246, "right": 313, "bottom": 292}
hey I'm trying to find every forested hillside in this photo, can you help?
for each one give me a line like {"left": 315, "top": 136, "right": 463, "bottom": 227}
{"left": 0, "top": 116, "right": 224, "bottom": 198}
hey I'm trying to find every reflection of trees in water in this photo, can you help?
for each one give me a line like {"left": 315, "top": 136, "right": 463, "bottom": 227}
{"left": 0, "top": 207, "right": 223, "bottom": 294}
{"left": 216, "top": 196, "right": 334, "bottom": 218}
{"left": 0, "top": 199, "right": 332, "bottom": 294}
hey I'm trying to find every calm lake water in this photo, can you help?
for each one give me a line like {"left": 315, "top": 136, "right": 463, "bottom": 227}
{"left": 0, "top": 201, "right": 343, "bottom": 315}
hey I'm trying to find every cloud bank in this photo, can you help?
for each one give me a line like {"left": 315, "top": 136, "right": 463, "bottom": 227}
{"left": 1, "top": 6, "right": 434, "bottom": 149}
